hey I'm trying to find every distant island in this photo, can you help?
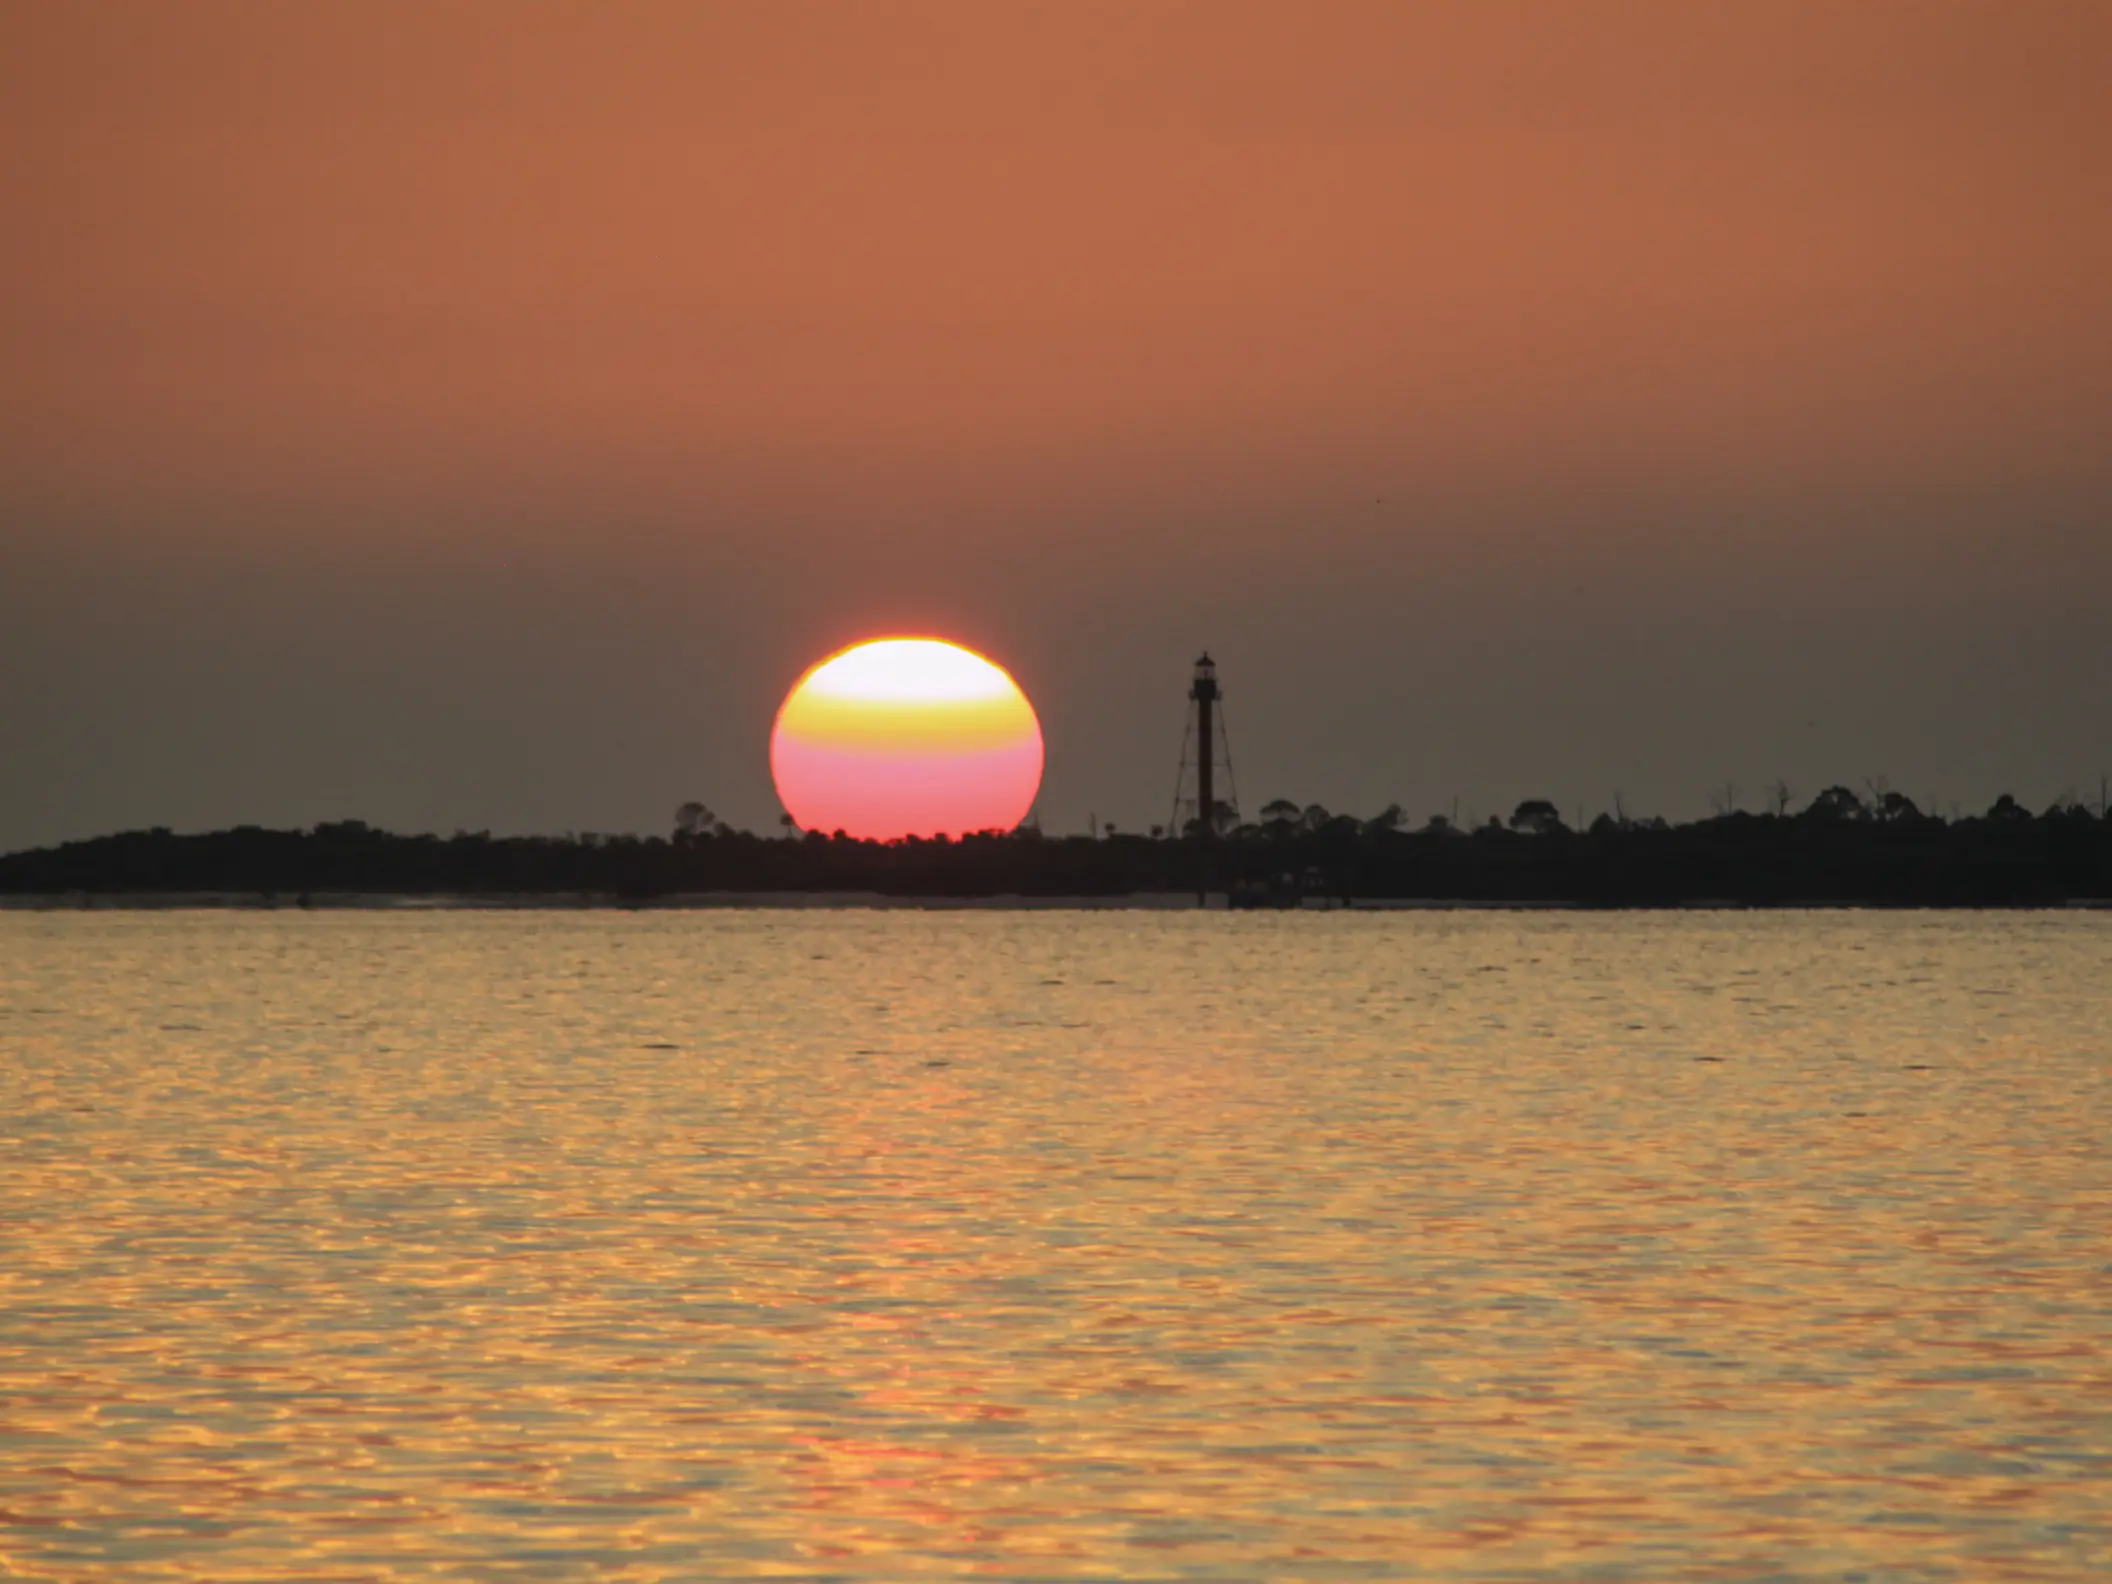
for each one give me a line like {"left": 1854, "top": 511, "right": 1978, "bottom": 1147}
{"left": 4, "top": 789, "right": 2108, "bottom": 907}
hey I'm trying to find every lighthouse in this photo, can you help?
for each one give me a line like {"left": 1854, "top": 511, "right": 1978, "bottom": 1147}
{"left": 1192, "top": 653, "right": 1220, "bottom": 840}
{"left": 1171, "top": 652, "right": 1239, "bottom": 842}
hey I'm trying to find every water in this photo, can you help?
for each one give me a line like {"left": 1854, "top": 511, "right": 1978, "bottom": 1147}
{"left": 2, "top": 911, "right": 2107, "bottom": 1581}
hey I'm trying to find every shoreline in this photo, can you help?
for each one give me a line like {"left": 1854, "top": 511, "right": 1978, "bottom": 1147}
{"left": 4, "top": 892, "right": 2108, "bottom": 912}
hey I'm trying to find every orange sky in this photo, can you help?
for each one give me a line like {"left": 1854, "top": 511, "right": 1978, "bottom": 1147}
{"left": 3, "top": 3, "right": 2108, "bottom": 845}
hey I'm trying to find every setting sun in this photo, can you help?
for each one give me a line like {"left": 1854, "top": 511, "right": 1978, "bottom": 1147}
{"left": 769, "top": 638, "right": 1044, "bottom": 840}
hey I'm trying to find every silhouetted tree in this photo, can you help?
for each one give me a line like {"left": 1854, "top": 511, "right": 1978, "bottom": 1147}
{"left": 1807, "top": 785, "right": 1866, "bottom": 821}
{"left": 674, "top": 802, "right": 713, "bottom": 840}
{"left": 1362, "top": 803, "right": 1405, "bottom": 835}
{"left": 1509, "top": 799, "right": 1565, "bottom": 835}
{"left": 1181, "top": 801, "right": 1240, "bottom": 838}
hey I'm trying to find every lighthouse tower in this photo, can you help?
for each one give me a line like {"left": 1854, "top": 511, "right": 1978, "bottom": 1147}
{"left": 1171, "top": 652, "right": 1239, "bottom": 840}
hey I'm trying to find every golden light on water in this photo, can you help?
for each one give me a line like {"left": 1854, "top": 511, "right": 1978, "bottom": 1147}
{"left": 3, "top": 914, "right": 2108, "bottom": 1577}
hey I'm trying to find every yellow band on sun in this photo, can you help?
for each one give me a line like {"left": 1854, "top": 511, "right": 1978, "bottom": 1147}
{"left": 776, "top": 689, "right": 1039, "bottom": 756}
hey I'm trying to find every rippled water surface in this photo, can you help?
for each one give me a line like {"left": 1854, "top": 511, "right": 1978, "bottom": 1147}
{"left": 2, "top": 911, "right": 2108, "bottom": 1581}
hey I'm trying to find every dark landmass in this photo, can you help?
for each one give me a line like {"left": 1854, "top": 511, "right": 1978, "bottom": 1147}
{"left": 4, "top": 789, "right": 2109, "bottom": 906}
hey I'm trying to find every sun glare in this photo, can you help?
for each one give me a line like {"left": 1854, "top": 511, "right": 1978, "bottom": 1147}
{"left": 770, "top": 638, "right": 1044, "bottom": 840}
{"left": 800, "top": 639, "right": 1020, "bottom": 704}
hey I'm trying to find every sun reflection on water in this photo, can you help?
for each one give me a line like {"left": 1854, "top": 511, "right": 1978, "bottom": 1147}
{"left": 0, "top": 911, "right": 2107, "bottom": 1579}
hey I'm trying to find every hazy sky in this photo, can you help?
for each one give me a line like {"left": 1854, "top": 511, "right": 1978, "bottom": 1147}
{"left": 4, "top": 2, "right": 2108, "bottom": 850}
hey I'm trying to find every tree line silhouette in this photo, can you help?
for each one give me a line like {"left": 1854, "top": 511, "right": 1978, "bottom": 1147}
{"left": 3, "top": 785, "right": 2107, "bottom": 905}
